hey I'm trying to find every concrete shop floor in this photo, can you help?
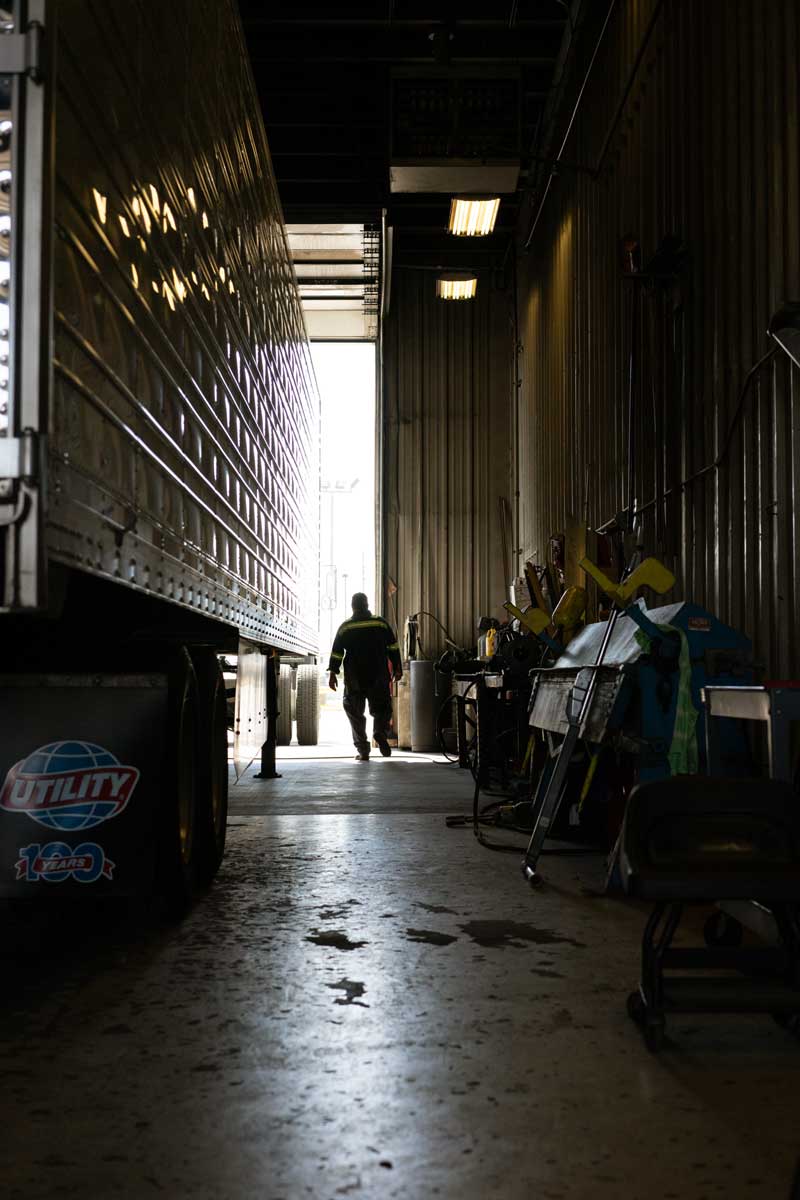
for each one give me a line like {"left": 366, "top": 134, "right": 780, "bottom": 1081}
{"left": 1, "top": 734, "right": 799, "bottom": 1198}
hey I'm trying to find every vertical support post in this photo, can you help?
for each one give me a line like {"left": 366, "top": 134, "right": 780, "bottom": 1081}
{"left": 625, "top": 280, "right": 639, "bottom": 528}
{"left": 457, "top": 689, "right": 469, "bottom": 768}
{"left": 476, "top": 677, "right": 493, "bottom": 789}
{"left": 704, "top": 709, "right": 724, "bottom": 780}
{"left": 0, "top": 0, "right": 54, "bottom": 609}
{"left": 767, "top": 691, "right": 793, "bottom": 784}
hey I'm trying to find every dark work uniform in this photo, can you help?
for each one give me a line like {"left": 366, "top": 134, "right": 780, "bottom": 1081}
{"left": 327, "top": 611, "right": 402, "bottom": 754}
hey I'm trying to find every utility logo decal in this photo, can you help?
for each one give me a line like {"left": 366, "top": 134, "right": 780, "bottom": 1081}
{"left": 15, "top": 841, "right": 115, "bottom": 883}
{"left": 0, "top": 741, "right": 139, "bottom": 831}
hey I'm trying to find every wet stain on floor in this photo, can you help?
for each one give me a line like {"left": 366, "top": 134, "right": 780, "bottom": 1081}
{"left": 316, "top": 900, "right": 362, "bottom": 921}
{"left": 414, "top": 902, "right": 458, "bottom": 915}
{"left": 404, "top": 928, "right": 458, "bottom": 947}
{"left": 458, "top": 920, "right": 586, "bottom": 950}
{"left": 305, "top": 930, "right": 368, "bottom": 951}
{"left": 326, "top": 979, "right": 369, "bottom": 1007}
{"left": 3, "top": 782, "right": 799, "bottom": 1200}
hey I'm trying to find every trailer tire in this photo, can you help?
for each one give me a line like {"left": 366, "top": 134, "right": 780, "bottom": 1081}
{"left": 191, "top": 649, "right": 229, "bottom": 887}
{"left": 276, "top": 669, "right": 293, "bottom": 745}
{"left": 295, "top": 664, "right": 319, "bottom": 745}
{"left": 157, "top": 648, "right": 201, "bottom": 915}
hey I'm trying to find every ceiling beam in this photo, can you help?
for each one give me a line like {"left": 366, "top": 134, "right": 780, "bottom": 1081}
{"left": 242, "top": 18, "right": 565, "bottom": 31}
{"left": 271, "top": 150, "right": 386, "bottom": 158}
{"left": 246, "top": 29, "right": 562, "bottom": 63}
{"left": 265, "top": 120, "right": 386, "bottom": 129}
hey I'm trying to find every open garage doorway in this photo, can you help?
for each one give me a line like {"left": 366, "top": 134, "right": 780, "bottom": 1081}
{"left": 315, "top": 341, "right": 377, "bottom": 752}
{"left": 278, "top": 341, "right": 378, "bottom": 757}
{"left": 279, "top": 221, "right": 383, "bottom": 756}
{"left": 315, "top": 342, "right": 377, "bottom": 660}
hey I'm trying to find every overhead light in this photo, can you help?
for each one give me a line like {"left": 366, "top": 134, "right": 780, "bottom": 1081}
{"left": 436, "top": 272, "right": 477, "bottom": 301}
{"left": 768, "top": 301, "right": 800, "bottom": 369}
{"left": 448, "top": 196, "right": 500, "bottom": 237}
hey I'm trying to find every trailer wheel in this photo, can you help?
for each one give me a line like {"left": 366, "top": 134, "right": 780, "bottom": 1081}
{"left": 276, "top": 669, "right": 293, "bottom": 745}
{"left": 191, "top": 649, "right": 229, "bottom": 886}
{"left": 295, "top": 664, "right": 319, "bottom": 745}
{"left": 157, "top": 648, "right": 201, "bottom": 915}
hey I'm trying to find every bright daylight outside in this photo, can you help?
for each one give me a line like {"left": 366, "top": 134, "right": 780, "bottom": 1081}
{"left": 286, "top": 341, "right": 377, "bottom": 755}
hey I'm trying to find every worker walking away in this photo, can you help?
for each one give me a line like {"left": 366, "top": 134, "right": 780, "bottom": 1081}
{"left": 327, "top": 593, "right": 402, "bottom": 761}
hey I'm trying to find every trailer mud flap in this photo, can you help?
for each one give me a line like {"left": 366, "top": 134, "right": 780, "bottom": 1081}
{"left": 0, "top": 674, "right": 167, "bottom": 897}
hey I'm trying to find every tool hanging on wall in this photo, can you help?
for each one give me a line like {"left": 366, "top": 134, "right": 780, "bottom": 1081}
{"left": 504, "top": 583, "right": 588, "bottom": 657}
{"left": 503, "top": 600, "right": 561, "bottom": 654}
{"left": 521, "top": 554, "right": 676, "bottom": 886}
{"left": 524, "top": 560, "right": 552, "bottom": 619}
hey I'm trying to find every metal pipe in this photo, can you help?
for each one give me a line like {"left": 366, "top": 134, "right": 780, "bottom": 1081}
{"left": 524, "top": 0, "right": 617, "bottom": 251}
{"left": 625, "top": 287, "right": 636, "bottom": 527}
{"left": 525, "top": 0, "right": 667, "bottom": 250}
{"left": 381, "top": 210, "right": 393, "bottom": 319}
{"left": 512, "top": 251, "right": 522, "bottom": 578}
{"left": 592, "top": 0, "right": 666, "bottom": 177}
{"left": 621, "top": 345, "right": 779, "bottom": 522}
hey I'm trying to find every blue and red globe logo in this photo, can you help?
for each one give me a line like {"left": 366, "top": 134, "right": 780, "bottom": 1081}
{"left": 0, "top": 741, "right": 139, "bottom": 832}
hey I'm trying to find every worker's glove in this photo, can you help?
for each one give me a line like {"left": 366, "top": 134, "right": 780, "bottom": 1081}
{"left": 328, "top": 672, "right": 338, "bottom": 692}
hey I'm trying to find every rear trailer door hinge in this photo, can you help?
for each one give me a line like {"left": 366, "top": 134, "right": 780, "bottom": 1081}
{"left": 0, "top": 431, "right": 38, "bottom": 481}
{"left": 0, "top": 23, "right": 44, "bottom": 81}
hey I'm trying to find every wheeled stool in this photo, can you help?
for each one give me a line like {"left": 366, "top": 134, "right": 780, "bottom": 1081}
{"left": 619, "top": 777, "right": 800, "bottom": 1051}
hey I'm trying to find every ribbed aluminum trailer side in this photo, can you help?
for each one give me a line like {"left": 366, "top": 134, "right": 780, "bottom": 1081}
{"left": 0, "top": 0, "right": 319, "bottom": 906}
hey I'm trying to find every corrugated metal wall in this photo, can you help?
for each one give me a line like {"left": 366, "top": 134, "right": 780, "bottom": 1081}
{"left": 383, "top": 269, "right": 513, "bottom": 650}
{"left": 518, "top": 0, "right": 800, "bottom": 676}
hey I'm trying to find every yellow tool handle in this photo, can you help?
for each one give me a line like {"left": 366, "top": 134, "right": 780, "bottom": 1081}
{"left": 524, "top": 561, "right": 552, "bottom": 618}
{"left": 579, "top": 555, "right": 676, "bottom": 606}
{"left": 504, "top": 601, "right": 550, "bottom": 636}
{"left": 579, "top": 557, "right": 620, "bottom": 602}
{"left": 552, "top": 585, "right": 587, "bottom": 629}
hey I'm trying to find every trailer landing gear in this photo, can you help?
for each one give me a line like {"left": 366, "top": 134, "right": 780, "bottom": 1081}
{"left": 191, "top": 649, "right": 229, "bottom": 887}
{"left": 156, "top": 649, "right": 200, "bottom": 916}
{"left": 255, "top": 654, "right": 281, "bottom": 779}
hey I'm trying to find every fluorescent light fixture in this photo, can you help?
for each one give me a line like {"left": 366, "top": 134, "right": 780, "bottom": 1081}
{"left": 436, "top": 272, "right": 477, "bottom": 301}
{"left": 448, "top": 196, "right": 500, "bottom": 237}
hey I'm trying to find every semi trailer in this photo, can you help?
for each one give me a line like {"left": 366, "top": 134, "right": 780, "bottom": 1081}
{"left": 0, "top": 0, "right": 319, "bottom": 905}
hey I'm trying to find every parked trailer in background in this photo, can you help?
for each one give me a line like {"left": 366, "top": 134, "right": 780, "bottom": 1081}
{"left": 0, "top": 0, "right": 319, "bottom": 906}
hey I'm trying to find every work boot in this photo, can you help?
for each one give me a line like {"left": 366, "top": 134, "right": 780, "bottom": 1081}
{"left": 375, "top": 735, "right": 391, "bottom": 758}
{"left": 355, "top": 745, "right": 370, "bottom": 761}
